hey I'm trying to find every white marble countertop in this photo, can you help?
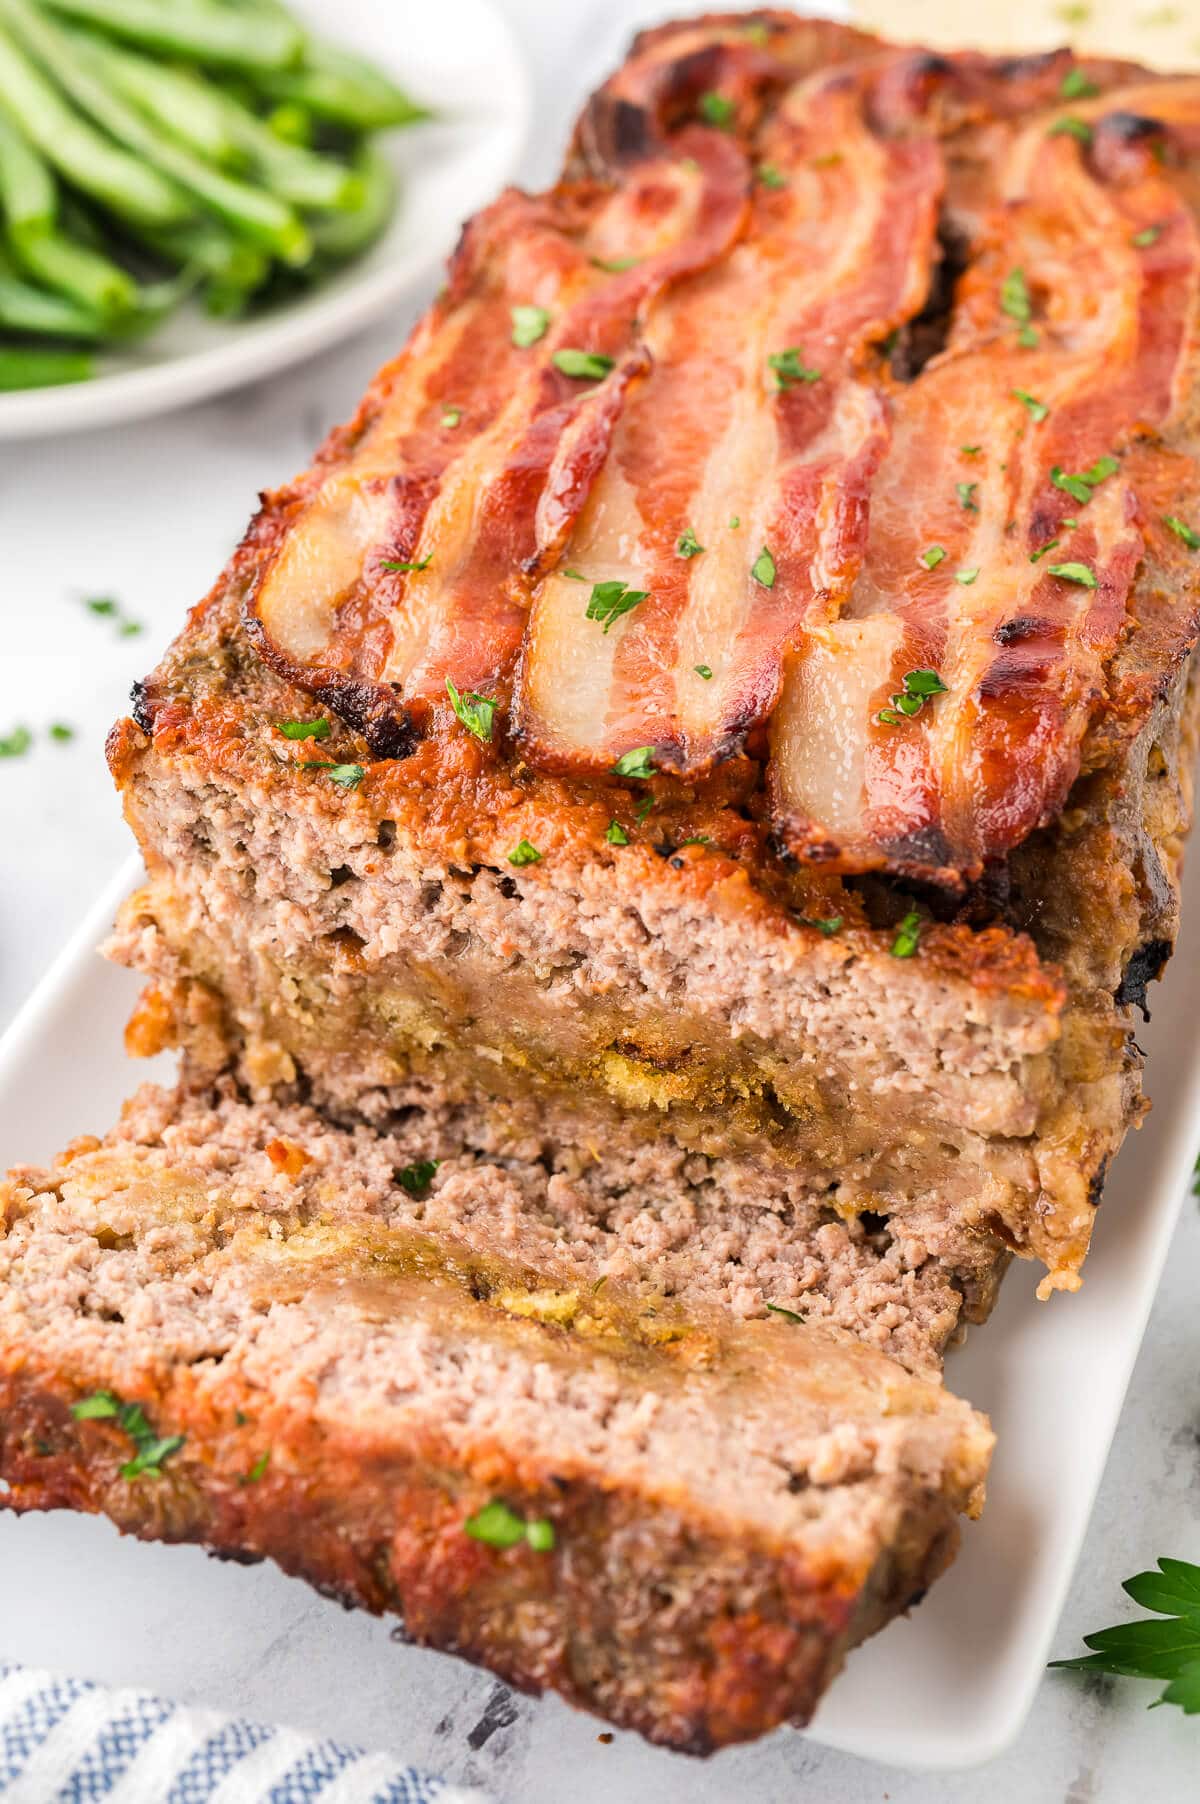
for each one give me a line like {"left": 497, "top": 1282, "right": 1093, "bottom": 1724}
{"left": 1, "top": 3, "right": 1198, "bottom": 1799}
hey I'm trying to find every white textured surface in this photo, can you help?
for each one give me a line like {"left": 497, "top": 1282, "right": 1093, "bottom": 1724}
{"left": 1, "top": 2, "right": 1199, "bottom": 1798}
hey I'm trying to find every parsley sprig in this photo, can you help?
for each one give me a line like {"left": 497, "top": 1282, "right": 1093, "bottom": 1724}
{"left": 1050, "top": 456, "right": 1118, "bottom": 505}
{"left": 768, "top": 346, "right": 821, "bottom": 389}
{"left": 1050, "top": 1558, "right": 1200, "bottom": 1714}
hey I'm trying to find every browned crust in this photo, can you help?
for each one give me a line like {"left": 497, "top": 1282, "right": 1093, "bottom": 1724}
{"left": 0, "top": 1358, "right": 959, "bottom": 1755}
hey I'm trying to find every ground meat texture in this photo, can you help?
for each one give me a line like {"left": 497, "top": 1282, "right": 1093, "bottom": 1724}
{"left": 0, "top": 1082, "right": 992, "bottom": 1755}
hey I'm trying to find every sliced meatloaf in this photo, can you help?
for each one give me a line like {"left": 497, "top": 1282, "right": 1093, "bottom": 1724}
{"left": 103, "top": 15, "right": 1200, "bottom": 1299}
{"left": 0, "top": 1082, "right": 993, "bottom": 1754}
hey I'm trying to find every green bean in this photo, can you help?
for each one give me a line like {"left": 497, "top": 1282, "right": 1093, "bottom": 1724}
{"left": 310, "top": 141, "right": 394, "bottom": 264}
{"left": 257, "top": 43, "right": 431, "bottom": 132}
{"left": 40, "top": 0, "right": 303, "bottom": 72}
{"left": 140, "top": 215, "right": 268, "bottom": 289}
{"left": 9, "top": 221, "right": 138, "bottom": 316}
{"left": 266, "top": 101, "right": 310, "bottom": 147}
{"left": 0, "top": 252, "right": 103, "bottom": 336}
{"left": 2, "top": 2, "right": 311, "bottom": 263}
{"left": 0, "top": 17, "right": 187, "bottom": 224}
{"left": 73, "top": 31, "right": 245, "bottom": 169}
{"left": 0, "top": 343, "right": 92, "bottom": 386}
{"left": 0, "top": 104, "right": 52, "bottom": 230}
{"left": 212, "top": 87, "right": 363, "bottom": 212}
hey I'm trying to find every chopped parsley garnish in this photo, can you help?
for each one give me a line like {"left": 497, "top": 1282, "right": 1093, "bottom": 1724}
{"left": 465, "top": 1499, "right": 555, "bottom": 1551}
{"left": 742, "top": 19, "right": 769, "bottom": 43}
{"left": 955, "top": 567, "right": 980, "bottom": 585}
{"left": 756, "top": 161, "right": 786, "bottom": 189}
{"left": 1060, "top": 67, "right": 1099, "bottom": 100}
{"left": 613, "top": 746, "right": 656, "bottom": 780}
{"left": 381, "top": 553, "right": 432, "bottom": 574}
{"left": 751, "top": 546, "right": 776, "bottom": 588}
{"left": 84, "top": 594, "right": 142, "bottom": 636}
{"left": 1165, "top": 514, "right": 1200, "bottom": 550}
{"left": 508, "top": 838, "right": 542, "bottom": 866}
{"left": 0, "top": 725, "right": 32, "bottom": 758}
{"left": 698, "top": 91, "right": 735, "bottom": 129}
{"left": 1001, "top": 266, "right": 1032, "bottom": 329}
{"left": 278, "top": 718, "right": 330, "bottom": 740}
{"left": 1047, "top": 561, "right": 1099, "bottom": 587}
{"left": 890, "top": 910, "right": 923, "bottom": 958}
{"left": 676, "top": 527, "right": 704, "bottom": 558}
{"left": 1049, "top": 1556, "right": 1200, "bottom": 1715}
{"left": 70, "top": 1390, "right": 184, "bottom": 1481}
{"left": 1013, "top": 389, "right": 1049, "bottom": 423}
{"left": 876, "top": 668, "right": 948, "bottom": 725}
{"left": 1050, "top": 456, "right": 1118, "bottom": 504}
{"left": 1132, "top": 224, "right": 1163, "bottom": 248}
{"left": 800, "top": 914, "right": 843, "bottom": 936}
{"left": 590, "top": 255, "right": 639, "bottom": 273}
{"left": 561, "top": 568, "right": 585, "bottom": 581}
{"left": 241, "top": 1451, "right": 271, "bottom": 1484}
{"left": 1030, "top": 538, "right": 1061, "bottom": 564}
{"left": 635, "top": 795, "right": 656, "bottom": 822}
{"left": 48, "top": 722, "right": 74, "bottom": 742}
{"left": 441, "top": 406, "right": 462, "bottom": 427}
{"left": 728, "top": 515, "right": 741, "bottom": 529}
{"left": 120, "top": 1435, "right": 186, "bottom": 1480}
{"left": 679, "top": 835, "right": 710, "bottom": 847}
{"left": 1049, "top": 115, "right": 1093, "bottom": 144}
{"left": 766, "top": 1301, "right": 803, "bottom": 1323}
{"left": 552, "top": 348, "right": 615, "bottom": 380}
{"left": 960, "top": 444, "right": 982, "bottom": 457}
{"left": 1018, "top": 325, "right": 1039, "bottom": 348}
{"left": 396, "top": 1159, "right": 439, "bottom": 1196}
{"left": 956, "top": 481, "right": 979, "bottom": 512}
{"left": 694, "top": 663, "right": 713, "bottom": 680}
{"left": 586, "top": 579, "right": 649, "bottom": 632}
{"left": 510, "top": 303, "right": 550, "bottom": 348}
{"left": 302, "top": 762, "right": 365, "bottom": 789}
{"left": 768, "top": 346, "right": 821, "bottom": 389}
{"left": 445, "top": 677, "right": 496, "bottom": 743}
{"left": 605, "top": 820, "right": 630, "bottom": 845}
{"left": 919, "top": 544, "right": 946, "bottom": 570}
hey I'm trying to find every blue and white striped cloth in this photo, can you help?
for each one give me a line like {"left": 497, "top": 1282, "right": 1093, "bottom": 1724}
{"left": 0, "top": 1666, "right": 492, "bottom": 1804}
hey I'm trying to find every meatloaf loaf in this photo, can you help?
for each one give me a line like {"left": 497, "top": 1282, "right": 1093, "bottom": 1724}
{"left": 0, "top": 1081, "right": 992, "bottom": 1754}
{"left": 106, "top": 14, "right": 1200, "bottom": 1297}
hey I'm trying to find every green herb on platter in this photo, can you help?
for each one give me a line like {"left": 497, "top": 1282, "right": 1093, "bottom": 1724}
{"left": 605, "top": 820, "right": 629, "bottom": 845}
{"left": 697, "top": 91, "right": 735, "bottom": 129}
{"left": 552, "top": 348, "right": 614, "bottom": 380}
{"left": 507, "top": 838, "right": 541, "bottom": 866}
{"left": 751, "top": 546, "right": 776, "bottom": 587}
{"left": 0, "top": 725, "right": 33, "bottom": 758}
{"left": 676, "top": 527, "right": 704, "bottom": 558}
{"left": 767, "top": 346, "right": 821, "bottom": 389}
{"left": 765, "top": 1301, "right": 803, "bottom": 1322}
{"left": 1165, "top": 514, "right": 1200, "bottom": 550}
{"left": 1050, "top": 1558, "right": 1200, "bottom": 1715}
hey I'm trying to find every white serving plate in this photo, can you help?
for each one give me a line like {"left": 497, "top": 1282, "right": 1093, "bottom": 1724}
{"left": 0, "top": 0, "right": 531, "bottom": 438}
{"left": 1, "top": 853, "right": 1199, "bottom": 1779}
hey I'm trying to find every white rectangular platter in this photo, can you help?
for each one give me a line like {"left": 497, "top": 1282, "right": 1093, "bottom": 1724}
{"left": 1, "top": 853, "right": 1198, "bottom": 1782}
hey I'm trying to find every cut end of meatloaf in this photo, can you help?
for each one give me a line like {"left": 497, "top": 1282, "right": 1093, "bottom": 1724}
{"left": 104, "top": 680, "right": 1131, "bottom": 1294}
{"left": 0, "top": 1084, "right": 992, "bottom": 1754}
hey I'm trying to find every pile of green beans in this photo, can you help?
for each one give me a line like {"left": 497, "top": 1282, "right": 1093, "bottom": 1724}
{"left": 0, "top": 0, "right": 427, "bottom": 390}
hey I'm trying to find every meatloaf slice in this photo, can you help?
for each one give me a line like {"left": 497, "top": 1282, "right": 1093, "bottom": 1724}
{"left": 0, "top": 1083, "right": 992, "bottom": 1754}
